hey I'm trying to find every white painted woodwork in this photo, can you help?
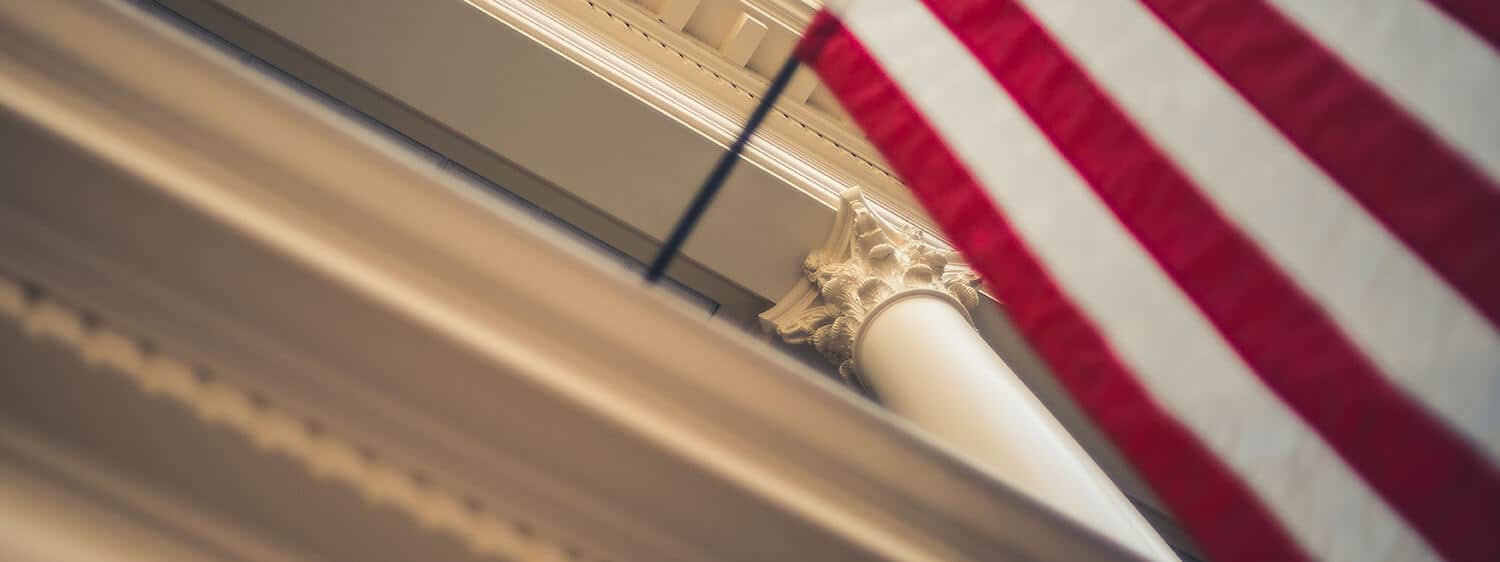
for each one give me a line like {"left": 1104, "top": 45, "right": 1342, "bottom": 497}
{"left": 0, "top": 1, "right": 1145, "bottom": 560}
{"left": 0, "top": 460, "right": 230, "bottom": 562}
{"left": 653, "top": 0, "right": 699, "bottom": 31}
{"left": 783, "top": 66, "right": 819, "bottom": 103}
{"left": 0, "top": 424, "right": 313, "bottom": 562}
{"left": 719, "top": 13, "right": 768, "bottom": 66}
{"left": 148, "top": 0, "right": 1177, "bottom": 544}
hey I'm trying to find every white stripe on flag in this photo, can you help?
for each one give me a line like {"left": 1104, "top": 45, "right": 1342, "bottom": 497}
{"left": 1012, "top": 0, "right": 1500, "bottom": 468}
{"left": 829, "top": 1, "right": 1437, "bottom": 560}
{"left": 1266, "top": 0, "right": 1500, "bottom": 182}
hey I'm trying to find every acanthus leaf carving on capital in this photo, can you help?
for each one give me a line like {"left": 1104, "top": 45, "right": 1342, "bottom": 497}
{"left": 761, "top": 189, "right": 979, "bottom": 387}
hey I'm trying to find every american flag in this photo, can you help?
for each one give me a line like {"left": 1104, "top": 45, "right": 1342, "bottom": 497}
{"left": 794, "top": 2, "right": 1500, "bottom": 561}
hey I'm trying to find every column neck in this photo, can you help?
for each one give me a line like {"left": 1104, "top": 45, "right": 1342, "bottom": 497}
{"left": 852, "top": 288, "right": 971, "bottom": 368}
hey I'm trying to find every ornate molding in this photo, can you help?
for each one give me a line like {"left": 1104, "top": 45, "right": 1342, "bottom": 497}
{"left": 760, "top": 189, "right": 979, "bottom": 386}
{"left": 466, "top": 0, "right": 947, "bottom": 235}
{"left": 0, "top": 1, "right": 1149, "bottom": 557}
{"left": 0, "top": 273, "right": 592, "bottom": 562}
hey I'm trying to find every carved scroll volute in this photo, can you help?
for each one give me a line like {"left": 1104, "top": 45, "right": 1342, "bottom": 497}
{"left": 761, "top": 189, "right": 980, "bottom": 388}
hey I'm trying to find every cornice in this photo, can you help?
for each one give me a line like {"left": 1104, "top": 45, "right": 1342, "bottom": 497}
{"left": 467, "top": 0, "right": 946, "bottom": 241}
{"left": 0, "top": 422, "right": 317, "bottom": 562}
{"left": 0, "top": 1, "right": 1139, "bottom": 558}
{"left": 0, "top": 273, "right": 587, "bottom": 562}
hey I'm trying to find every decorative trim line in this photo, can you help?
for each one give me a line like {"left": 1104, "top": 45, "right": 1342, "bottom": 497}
{"left": 588, "top": 0, "right": 898, "bottom": 184}
{"left": 0, "top": 272, "right": 596, "bottom": 562}
{"left": 469, "top": 0, "right": 949, "bottom": 237}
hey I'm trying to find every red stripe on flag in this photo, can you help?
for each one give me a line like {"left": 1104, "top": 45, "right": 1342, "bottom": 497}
{"left": 798, "top": 12, "right": 1310, "bottom": 562}
{"left": 923, "top": 1, "right": 1500, "bottom": 559}
{"left": 1139, "top": 0, "right": 1500, "bottom": 335}
{"left": 1425, "top": 0, "right": 1500, "bottom": 51}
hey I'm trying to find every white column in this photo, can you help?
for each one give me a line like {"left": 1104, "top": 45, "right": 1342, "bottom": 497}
{"left": 763, "top": 189, "right": 1176, "bottom": 561}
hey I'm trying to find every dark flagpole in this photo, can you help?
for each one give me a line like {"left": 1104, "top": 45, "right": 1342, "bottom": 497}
{"left": 644, "top": 55, "right": 802, "bottom": 283}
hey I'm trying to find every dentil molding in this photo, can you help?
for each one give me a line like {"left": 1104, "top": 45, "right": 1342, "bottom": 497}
{"left": 0, "top": 0, "right": 1146, "bottom": 558}
{"left": 466, "top": 0, "right": 945, "bottom": 235}
{"left": 0, "top": 273, "right": 586, "bottom": 562}
{"left": 761, "top": 189, "right": 980, "bottom": 386}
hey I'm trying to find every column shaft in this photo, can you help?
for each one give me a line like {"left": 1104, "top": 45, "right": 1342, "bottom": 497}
{"left": 858, "top": 295, "right": 1175, "bottom": 560}
{"left": 763, "top": 189, "right": 1175, "bottom": 560}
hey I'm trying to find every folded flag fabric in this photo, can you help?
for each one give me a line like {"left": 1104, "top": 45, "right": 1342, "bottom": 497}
{"left": 794, "top": 2, "right": 1500, "bottom": 560}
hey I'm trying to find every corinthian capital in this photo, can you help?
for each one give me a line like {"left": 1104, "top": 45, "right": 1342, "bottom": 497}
{"left": 761, "top": 189, "right": 980, "bottom": 385}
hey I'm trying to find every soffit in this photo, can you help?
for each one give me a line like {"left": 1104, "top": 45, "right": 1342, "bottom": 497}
{"left": 146, "top": 0, "right": 1176, "bottom": 536}
{"left": 0, "top": 2, "right": 1142, "bottom": 560}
